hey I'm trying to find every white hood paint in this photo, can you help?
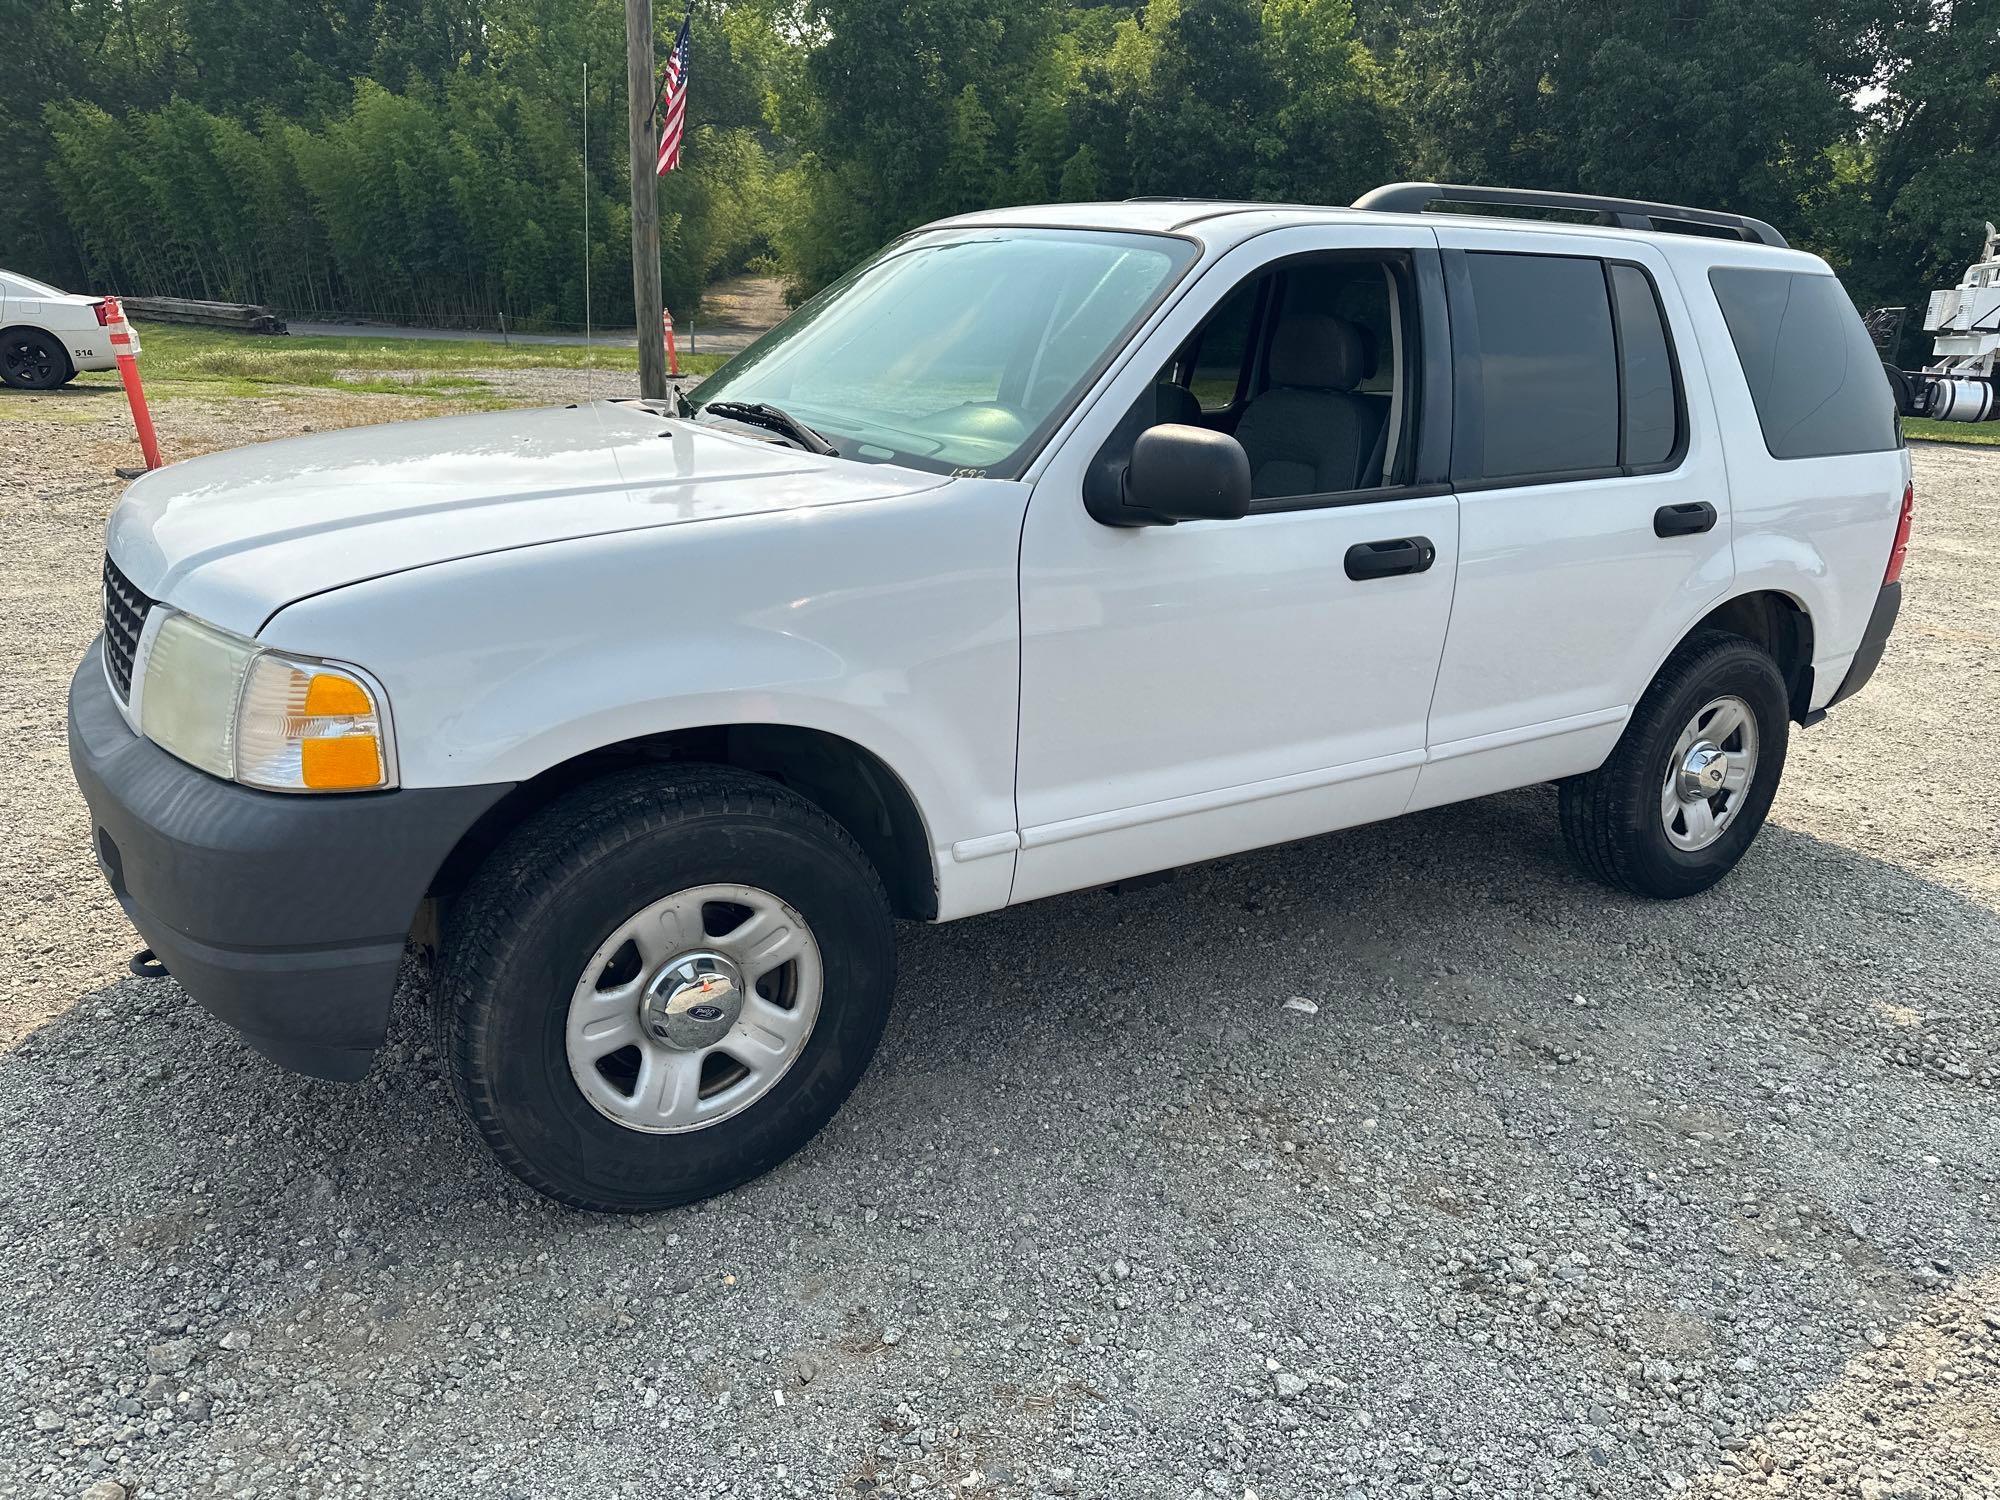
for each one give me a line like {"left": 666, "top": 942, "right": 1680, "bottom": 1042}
{"left": 106, "top": 401, "right": 949, "bottom": 635}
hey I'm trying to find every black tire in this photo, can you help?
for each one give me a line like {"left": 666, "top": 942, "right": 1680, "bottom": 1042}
{"left": 1559, "top": 630, "right": 1790, "bottom": 899}
{"left": 0, "top": 328, "right": 74, "bottom": 390}
{"left": 434, "top": 766, "right": 895, "bottom": 1211}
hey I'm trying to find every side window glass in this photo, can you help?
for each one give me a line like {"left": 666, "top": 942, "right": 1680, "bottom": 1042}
{"left": 1464, "top": 252, "right": 1619, "bottom": 479}
{"left": 1237, "top": 258, "right": 1409, "bottom": 501}
{"left": 1116, "top": 254, "right": 1419, "bottom": 507}
{"left": 1610, "top": 264, "right": 1680, "bottom": 468}
{"left": 1708, "top": 267, "right": 1898, "bottom": 459}
{"left": 1187, "top": 279, "right": 1261, "bottom": 411}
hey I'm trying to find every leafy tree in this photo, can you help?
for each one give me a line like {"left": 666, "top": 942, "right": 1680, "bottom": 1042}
{"left": 15, "top": 0, "right": 1999, "bottom": 344}
{"left": 1809, "top": 0, "right": 1999, "bottom": 357}
{"left": 1, "top": 0, "right": 106, "bottom": 284}
{"left": 1058, "top": 143, "right": 1106, "bottom": 202}
{"left": 943, "top": 84, "right": 1001, "bottom": 213}
{"left": 1392, "top": 0, "right": 1869, "bottom": 223}
{"left": 1260, "top": 0, "right": 1395, "bottom": 204}
{"left": 1128, "top": 0, "right": 1278, "bottom": 197}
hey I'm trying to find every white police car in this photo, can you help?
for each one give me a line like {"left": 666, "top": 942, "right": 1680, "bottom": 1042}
{"left": 1, "top": 268, "right": 118, "bottom": 389}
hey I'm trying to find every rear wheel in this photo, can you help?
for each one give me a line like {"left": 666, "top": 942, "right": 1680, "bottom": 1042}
{"left": 0, "top": 328, "right": 73, "bottom": 390}
{"left": 434, "top": 766, "right": 896, "bottom": 1210}
{"left": 1559, "top": 630, "right": 1790, "bottom": 898}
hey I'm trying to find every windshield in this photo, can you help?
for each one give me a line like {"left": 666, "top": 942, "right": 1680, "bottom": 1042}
{"left": 692, "top": 228, "right": 1195, "bottom": 477}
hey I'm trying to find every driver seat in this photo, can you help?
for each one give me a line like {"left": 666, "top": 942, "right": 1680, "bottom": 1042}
{"left": 1232, "top": 315, "right": 1388, "bottom": 498}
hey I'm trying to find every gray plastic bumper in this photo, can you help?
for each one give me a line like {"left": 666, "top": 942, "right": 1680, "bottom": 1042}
{"left": 67, "top": 640, "right": 511, "bottom": 1080}
{"left": 1827, "top": 582, "right": 1901, "bottom": 710}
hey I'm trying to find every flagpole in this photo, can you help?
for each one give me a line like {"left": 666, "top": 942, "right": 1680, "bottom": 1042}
{"left": 582, "top": 59, "right": 592, "bottom": 395}
{"left": 625, "top": 0, "right": 667, "bottom": 400}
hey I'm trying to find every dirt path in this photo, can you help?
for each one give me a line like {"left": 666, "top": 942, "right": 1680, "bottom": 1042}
{"left": 694, "top": 272, "right": 789, "bottom": 351}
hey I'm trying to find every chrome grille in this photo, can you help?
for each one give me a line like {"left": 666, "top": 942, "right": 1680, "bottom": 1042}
{"left": 102, "top": 554, "right": 153, "bottom": 702}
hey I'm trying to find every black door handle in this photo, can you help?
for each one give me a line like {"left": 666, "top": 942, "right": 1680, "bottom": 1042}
{"left": 1344, "top": 536, "right": 1436, "bottom": 581}
{"left": 1654, "top": 501, "right": 1717, "bottom": 538}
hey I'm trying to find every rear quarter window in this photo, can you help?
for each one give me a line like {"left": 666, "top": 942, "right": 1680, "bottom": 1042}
{"left": 1707, "top": 267, "right": 1898, "bottom": 459}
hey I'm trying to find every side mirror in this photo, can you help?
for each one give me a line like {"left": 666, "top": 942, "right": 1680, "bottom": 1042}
{"left": 1101, "top": 423, "right": 1252, "bottom": 527}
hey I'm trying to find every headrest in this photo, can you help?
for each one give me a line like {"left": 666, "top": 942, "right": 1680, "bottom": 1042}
{"left": 1268, "top": 315, "right": 1369, "bottom": 391}
{"left": 1153, "top": 381, "right": 1203, "bottom": 427}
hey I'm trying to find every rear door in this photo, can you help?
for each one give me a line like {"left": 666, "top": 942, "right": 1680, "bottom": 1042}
{"left": 1411, "top": 228, "right": 1734, "bottom": 810}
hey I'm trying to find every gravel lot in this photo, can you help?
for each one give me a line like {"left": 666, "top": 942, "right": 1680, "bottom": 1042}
{"left": 2, "top": 379, "right": 1996, "bottom": 1500}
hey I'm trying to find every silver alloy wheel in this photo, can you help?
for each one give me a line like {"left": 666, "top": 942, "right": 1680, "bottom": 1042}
{"left": 1659, "top": 694, "right": 1760, "bottom": 852}
{"left": 565, "top": 883, "right": 823, "bottom": 1134}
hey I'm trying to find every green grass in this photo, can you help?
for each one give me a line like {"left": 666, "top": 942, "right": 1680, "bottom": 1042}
{"left": 1902, "top": 417, "right": 2000, "bottom": 447}
{"left": 66, "top": 321, "right": 726, "bottom": 404}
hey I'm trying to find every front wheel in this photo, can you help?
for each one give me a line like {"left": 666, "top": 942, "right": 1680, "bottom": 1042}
{"left": 1559, "top": 630, "right": 1790, "bottom": 899}
{"left": 434, "top": 767, "right": 896, "bottom": 1210}
{"left": 0, "top": 328, "right": 74, "bottom": 390}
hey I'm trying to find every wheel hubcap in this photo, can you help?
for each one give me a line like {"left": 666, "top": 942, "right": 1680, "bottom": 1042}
{"left": 1660, "top": 695, "right": 1759, "bottom": 852}
{"left": 640, "top": 951, "right": 746, "bottom": 1050}
{"left": 566, "top": 883, "right": 822, "bottom": 1134}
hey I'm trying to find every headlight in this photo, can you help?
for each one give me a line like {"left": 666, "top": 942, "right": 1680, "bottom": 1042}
{"left": 138, "top": 613, "right": 255, "bottom": 779}
{"left": 137, "top": 612, "right": 395, "bottom": 792}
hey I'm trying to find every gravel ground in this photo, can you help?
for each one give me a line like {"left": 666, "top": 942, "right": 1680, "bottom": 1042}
{"left": 1, "top": 378, "right": 1996, "bottom": 1500}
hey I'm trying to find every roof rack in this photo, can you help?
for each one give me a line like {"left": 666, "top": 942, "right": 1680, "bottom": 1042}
{"left": 1353, "top": 182, "right": 1788, "bottom": 249}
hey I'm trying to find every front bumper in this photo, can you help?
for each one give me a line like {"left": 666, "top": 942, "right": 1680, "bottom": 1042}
{"left": 67, "top": 641, "right": 511, "bottom": 1080}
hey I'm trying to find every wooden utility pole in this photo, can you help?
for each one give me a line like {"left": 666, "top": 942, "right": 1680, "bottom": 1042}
{"left": 625, "top": 0, "right": 667, "bottom": 399}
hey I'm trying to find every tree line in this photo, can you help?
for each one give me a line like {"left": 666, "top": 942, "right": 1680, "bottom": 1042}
{"left": 3, "top": 0, "right": 1994, "bottom": 343}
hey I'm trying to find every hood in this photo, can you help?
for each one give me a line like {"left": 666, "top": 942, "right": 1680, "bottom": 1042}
{"left": 107, "top": 401, "right": 950, "bottom": 635}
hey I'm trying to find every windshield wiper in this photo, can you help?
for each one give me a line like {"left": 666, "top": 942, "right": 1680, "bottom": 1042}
{"left": 700, "top": 400, "right": 838, "bottom": 456}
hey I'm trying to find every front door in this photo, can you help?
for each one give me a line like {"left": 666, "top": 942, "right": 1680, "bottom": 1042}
{"left": 1011, "top": 224, "right": 1459, "bottom": 903}
{"left": 1408, "top": 228, "right": 1736, "bottom": 811}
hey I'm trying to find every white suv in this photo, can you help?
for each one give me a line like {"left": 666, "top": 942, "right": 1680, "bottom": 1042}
{"left": 69, "top": 184, "right": 1912, "bottom": 1209}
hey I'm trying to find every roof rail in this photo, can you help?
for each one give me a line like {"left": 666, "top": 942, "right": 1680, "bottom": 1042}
{"left": 1353, "top": 182, "right": 1788, "bottom": 249}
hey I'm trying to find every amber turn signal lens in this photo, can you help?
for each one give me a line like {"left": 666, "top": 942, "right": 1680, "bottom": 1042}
{"left": 300, "top": 734, "right": 385, "bottom": 790}
{"left": 304, "top": 674, "right": 375, "bottom": 717}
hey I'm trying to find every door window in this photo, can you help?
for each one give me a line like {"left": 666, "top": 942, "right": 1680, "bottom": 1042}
{"left": 1455, "top": 252, "right": 1688, "bottom": 484}
{"left": 1461, "top": 253, "right": 1620, "bottom": 480}
{"left": 1137, "top": 256, "right": 1417, "bottom": 503}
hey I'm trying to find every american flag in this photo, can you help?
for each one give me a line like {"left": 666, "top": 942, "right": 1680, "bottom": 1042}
{"left": 655, "top": 13, "right": 690, "bottom": 176}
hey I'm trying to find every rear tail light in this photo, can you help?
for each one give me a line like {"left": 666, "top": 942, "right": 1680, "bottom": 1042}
{"left": 92, "top": 299, "right": 111, "bottom": 327}
{"left": 1884, "top": 481, "right": 1913, "bottom": 585}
